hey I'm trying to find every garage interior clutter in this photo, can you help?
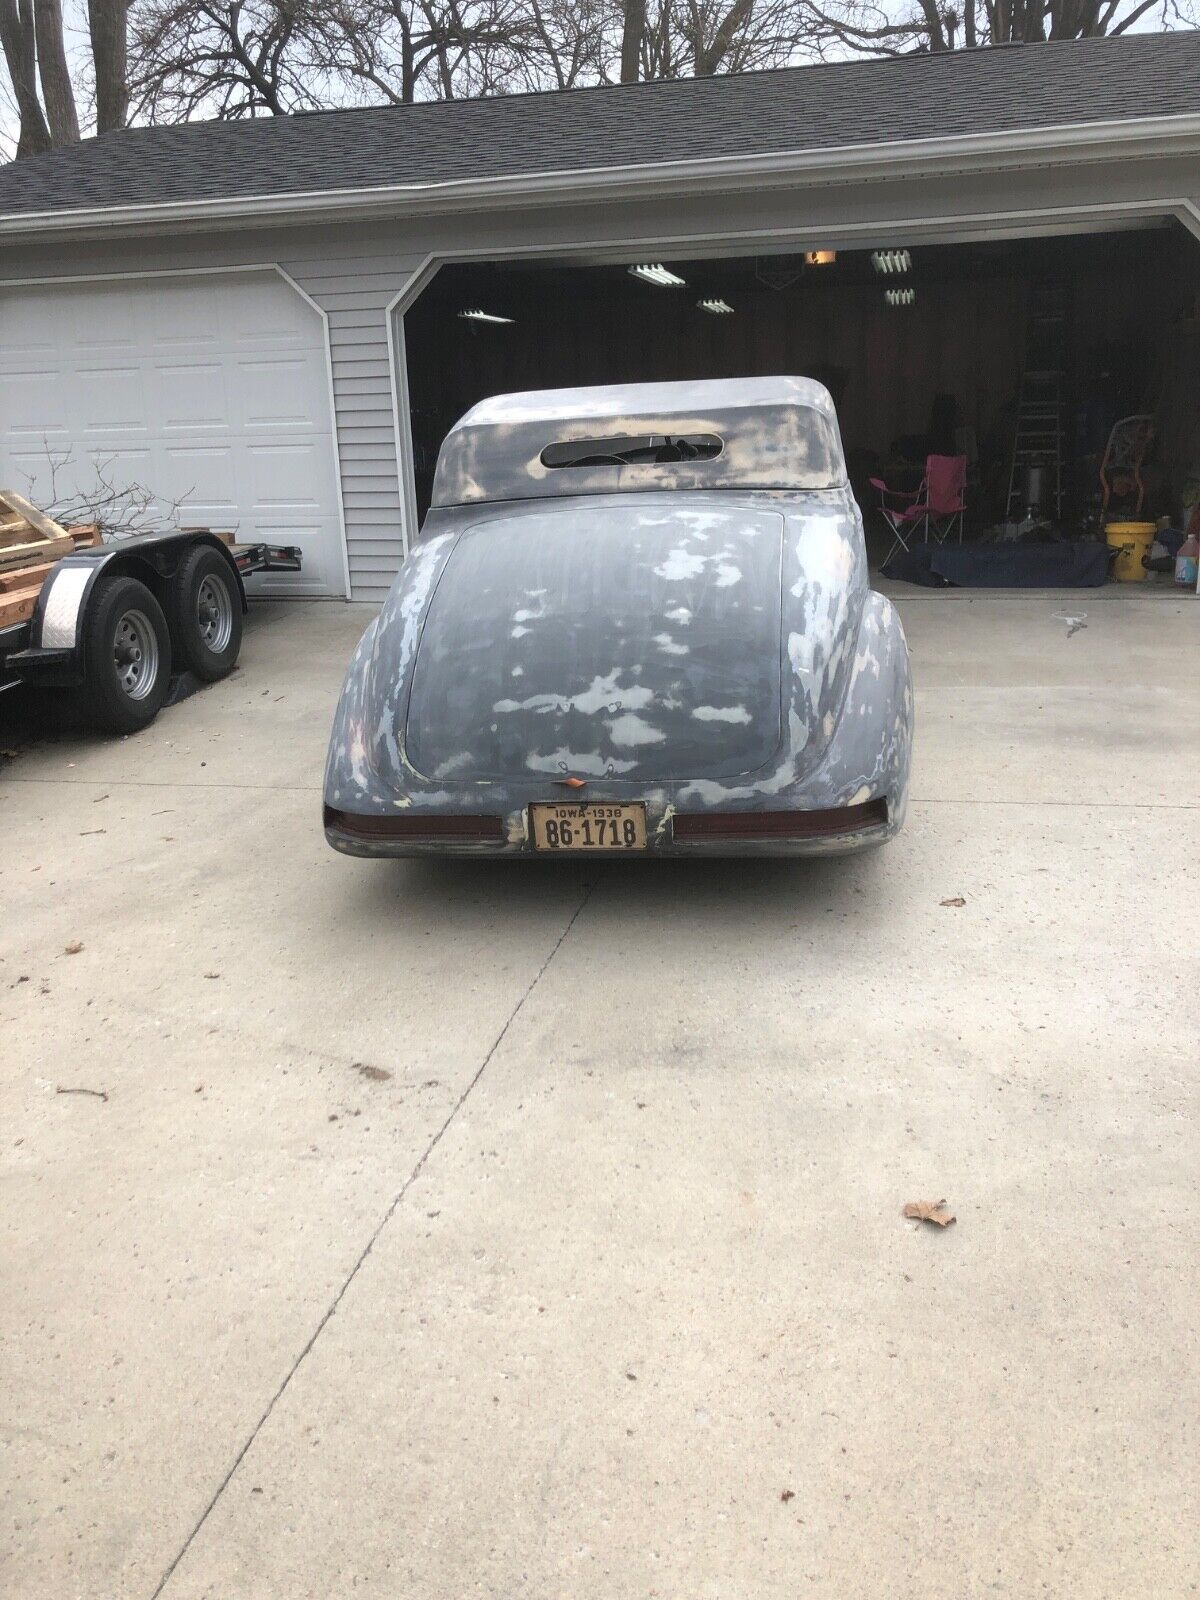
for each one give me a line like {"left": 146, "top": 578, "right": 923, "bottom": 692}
{"left": 406, "top": 225, "right": 1200, "bottom": 589}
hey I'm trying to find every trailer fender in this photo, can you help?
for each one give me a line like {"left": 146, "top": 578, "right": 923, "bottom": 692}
{"left": 29, "top": 533, "right": 247, "bottom": 681}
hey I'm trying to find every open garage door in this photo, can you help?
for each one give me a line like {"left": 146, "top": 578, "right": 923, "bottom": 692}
{"left": 402, "top": 225, "right": 1200, "bottom": 576}
{"left": 0, "top": 269, "right": 345, "bottom": 597}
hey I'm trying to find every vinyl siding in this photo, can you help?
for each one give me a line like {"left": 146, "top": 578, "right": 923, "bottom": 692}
{"left": 281, "top": 252, "right": 424, "bottom": 601}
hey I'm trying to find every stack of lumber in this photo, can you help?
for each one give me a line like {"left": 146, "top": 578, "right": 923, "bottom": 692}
{"left": 0, "top": 491, "right": 101, "bottom": 631}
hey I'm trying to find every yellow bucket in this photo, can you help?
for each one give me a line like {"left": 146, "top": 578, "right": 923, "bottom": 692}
{"left": 1105, "top": 521, "right": 1154, "bottom": 582}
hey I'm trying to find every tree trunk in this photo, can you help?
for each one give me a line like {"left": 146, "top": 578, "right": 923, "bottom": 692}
{"left": 0, "top": 0, "right": 51, "bottom": 154}
{"left": 694, "top": 0, "right": 755, "bottom": 74}
{"left": 88, "top": 0, "right": 129, "bottom": 132}
{"left": 620, "top": 0, "right": 645, "bottom": 82}
{"left": 33, "top": 0, "right": 80, "bottom": 143}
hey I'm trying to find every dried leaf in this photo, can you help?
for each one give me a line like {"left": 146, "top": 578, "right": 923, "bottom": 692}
{"left": 903, "top": 1199, "right": 956, "bottom": 1228}
{"left": 63, "top": 940, "right": 84, "bottom": 955}
{"left": 352, "top": 1062, "right": 392, "bottom": 1083}
{"left": 780, "top": 1489, "right": 795, "bottom": 1503}
{"left": 939, "top": 896, "right": 966, "bottom": 908}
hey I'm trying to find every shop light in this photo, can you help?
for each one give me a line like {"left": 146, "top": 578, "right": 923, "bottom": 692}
{"left": 628, "top": 263, "right": 686, "bottom": 288}
{"left": 885, "top": 287, "right": 916, "bottom": 307}
{"left": 458, "top": 308, "right": 514, "bottom": 324}
{"left": 697, "top": 298, "right": 734, "bottom": 315}
{"left": 872, "top": 249, "right": 913, "bottom": 276}
{"left": 804, "top": 250, "right": 837, "bottom": 266}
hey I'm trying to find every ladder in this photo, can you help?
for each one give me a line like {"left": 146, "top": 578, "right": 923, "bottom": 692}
{"left": 1006, "top": 283, "right": 1067, "bottom": 523}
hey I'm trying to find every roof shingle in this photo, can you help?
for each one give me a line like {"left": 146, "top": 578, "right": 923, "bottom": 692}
{"left": 1, "top": 31, "right": 1197, "bottom": 220}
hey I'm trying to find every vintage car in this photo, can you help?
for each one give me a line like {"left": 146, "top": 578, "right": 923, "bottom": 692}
{"left": 324, "top": 376, "right": 913, "bottom": 858}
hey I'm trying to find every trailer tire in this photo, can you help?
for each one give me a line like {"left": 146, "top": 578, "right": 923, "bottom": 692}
{"left": 170, "top": 545, "right": 243, "bottom": 682}
{"left": 79, "top": 576, "right": 172, "bottom": 735}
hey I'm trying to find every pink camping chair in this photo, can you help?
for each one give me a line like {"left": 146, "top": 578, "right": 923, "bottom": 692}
{"left": 872, "top": 454, "right": 967, "bottom": 563}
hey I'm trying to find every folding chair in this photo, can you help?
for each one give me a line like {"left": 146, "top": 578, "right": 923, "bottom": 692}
{"left": 872, "top": 453, "right": 967, "bottom": 564}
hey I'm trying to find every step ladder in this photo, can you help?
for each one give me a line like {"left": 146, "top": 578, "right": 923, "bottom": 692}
{"left": 1006, "top": 284, "right": 1067, "bottom": 523}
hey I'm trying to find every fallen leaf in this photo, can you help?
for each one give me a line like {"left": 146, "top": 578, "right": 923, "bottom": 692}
{"left": 903, "top": 1199, "right": 956, "bottom": 1228}
{"left": 204, "top": 972, "right": 221, "bottom": 980}
{"left": 780, "top": 1489, "right": 795, "bottom": 1503}
{"left": 939, "top": 896, "right": 966, "bottom": 908}
{"left": 63, "top": 941, "right": 84, "bottom": 956}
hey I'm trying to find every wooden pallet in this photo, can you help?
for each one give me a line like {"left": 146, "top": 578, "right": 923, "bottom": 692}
{"left": 0, "top": 490, "right": 101, "bottom": 630}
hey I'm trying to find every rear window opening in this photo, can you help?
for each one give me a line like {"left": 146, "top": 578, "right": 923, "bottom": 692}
{"left": 540, "top": 433, "right": 723, "bottom": 469}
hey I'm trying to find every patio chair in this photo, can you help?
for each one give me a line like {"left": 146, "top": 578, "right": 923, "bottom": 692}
{"left": 871, "top": 453, "right": 967, "bottom": 563}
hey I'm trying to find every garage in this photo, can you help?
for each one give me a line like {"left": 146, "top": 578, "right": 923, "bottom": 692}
{"left": 401, "top": 224, "right": 1200, "bottom": 579}
{"left": 0, "top": 32, "right": 1198, "bottom": 600}
{"left": 0, "top": 269, "right": 345, "bottom": 597}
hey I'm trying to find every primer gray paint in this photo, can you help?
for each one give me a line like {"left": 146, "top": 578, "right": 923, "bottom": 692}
{"left": 323, "top": 377, "right": 914, "bottom": 857}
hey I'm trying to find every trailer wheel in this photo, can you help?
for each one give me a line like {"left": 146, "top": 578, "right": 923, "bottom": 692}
{"left": 170, "top": 545, "right": 243, "bottom": 682}
{"left": 79, "top": 576, "right": 172, "bottom": 734}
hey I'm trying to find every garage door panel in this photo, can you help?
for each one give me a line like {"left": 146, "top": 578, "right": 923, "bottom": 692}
{"left": 244, "top": 442, "right": 325, "bottom": 504}
{"left": 152, "top": 363, "right": 230, "bottom": 433}
{"left": 0, "top": 271, "right": 343, "bottom": 596}
{"left": 162, "top": 444, "right": 239, "bottom": 504}
{"left": 77, "top": 368, "right": 147, "bottom": 434}
{"left": 3, "top": 370, "right": 70, "bottom": 436}
{"left": 142, "top": 280, "right": 225, "bottom": 347}
{"left": 68, "top": 287, "right": 143, "bottom": 353}
{"left": 235, "top": 356, "right": 329, "bottom": 430}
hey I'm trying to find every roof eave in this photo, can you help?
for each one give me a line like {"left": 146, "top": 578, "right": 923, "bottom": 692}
{"left": 3, "top": 111, "right": 1199, "bottom": 241}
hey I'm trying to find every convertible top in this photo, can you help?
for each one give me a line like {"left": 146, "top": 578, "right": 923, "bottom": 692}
{"left": 430, "top": 376, "right": 848, "bottom": 508}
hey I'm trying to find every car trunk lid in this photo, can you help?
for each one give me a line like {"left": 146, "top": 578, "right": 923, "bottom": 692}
{"left": 405, "top": 501, "right": 785, "bottom": 782}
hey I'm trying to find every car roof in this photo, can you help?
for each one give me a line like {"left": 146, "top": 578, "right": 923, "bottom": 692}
{"left": 431, "top": 376, "right": 848, "bottom": 507}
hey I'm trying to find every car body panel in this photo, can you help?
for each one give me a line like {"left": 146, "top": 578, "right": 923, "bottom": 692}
{"left": 406, "top": 500, "right": 787, "bottom": 783}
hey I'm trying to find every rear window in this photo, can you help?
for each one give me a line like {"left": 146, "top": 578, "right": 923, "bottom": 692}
{"left": 540, "top": 433, "right": 723, "bottom": 469}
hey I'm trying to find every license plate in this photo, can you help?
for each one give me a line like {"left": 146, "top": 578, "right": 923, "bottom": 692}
{"left": 529, "top": 802, "right": 647, "bottom": 852}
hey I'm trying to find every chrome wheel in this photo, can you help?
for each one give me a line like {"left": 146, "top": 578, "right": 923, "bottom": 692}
{"left": 196, "top": 573, "right": 234, "bottom": 653}
{"left": 113, "top": 608, "right": 159, "bottom": 700}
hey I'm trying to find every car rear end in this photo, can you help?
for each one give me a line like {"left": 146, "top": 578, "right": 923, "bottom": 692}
{"left": 324, "top": 378, "right": 912, "bottom": 859}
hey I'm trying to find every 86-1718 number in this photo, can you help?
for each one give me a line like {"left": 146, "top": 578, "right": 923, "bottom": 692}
{"left": 529, "top": 802, "right": 647, "bottom": 852}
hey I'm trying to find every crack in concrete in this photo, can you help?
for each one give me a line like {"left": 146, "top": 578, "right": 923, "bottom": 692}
{"left": 148, "top": 878, "right": 596, "bottom": 1599}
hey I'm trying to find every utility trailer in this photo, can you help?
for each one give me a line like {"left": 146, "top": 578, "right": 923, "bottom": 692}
{"left": 0, "top": 491, "right": 301, "bottom": 734}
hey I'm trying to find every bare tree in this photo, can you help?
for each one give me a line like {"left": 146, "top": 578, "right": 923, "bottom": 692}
{"left": 22, "top": 441, "right": 196, "bottom": 536}
{"left": 0, "top": 0, "right": 53, "bottom": 153}
{"left": 91, "top": 0, "right": 131, "bottom": 130}
{"left": 1, "top": 0, "right": 132, "bottom": 156}
{"left": 129, "top": 0, "right": 331, "bottom": 120}
{"left": 809, "top": 0, "right": 1198, "bottom": 53}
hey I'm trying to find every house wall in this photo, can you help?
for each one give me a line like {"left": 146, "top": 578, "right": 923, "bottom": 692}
{"left": 2, "top": 153, "right": 1198, "bottom": 600}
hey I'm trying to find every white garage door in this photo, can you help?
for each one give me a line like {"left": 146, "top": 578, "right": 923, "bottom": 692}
{"left": 0, "top": 269, "right": 344, "bottom": 596}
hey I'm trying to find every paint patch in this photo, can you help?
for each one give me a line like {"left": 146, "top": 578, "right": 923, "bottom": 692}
{"left": 692, "top": 705, "right": 752, "bottom": 724}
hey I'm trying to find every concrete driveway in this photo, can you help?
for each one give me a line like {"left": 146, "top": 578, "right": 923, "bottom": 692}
{"left": 2, "top": 588, "right": 1197, "bottom": 1599}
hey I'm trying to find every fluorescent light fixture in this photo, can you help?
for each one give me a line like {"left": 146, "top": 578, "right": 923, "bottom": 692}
{"left": 872, "top": 249, "right": 913, "bottom": 276}
{"left": 804, "top": 250, "right": 837, "bottom": 266}
{"left": 697, "top": 298, "right": 734, "bottom": 315}
{"left": 458, "top": 308, "right": 514, "bottom": 324}
{"left": 885, "top": 287, "right": 916, "bottom": 307}
{"left": 628, "top": 263, "right": 686, "bottom": 288}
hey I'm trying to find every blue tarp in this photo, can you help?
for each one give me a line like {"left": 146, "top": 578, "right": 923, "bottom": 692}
{"left": 882, "top": 540, "right": 1114, "bottom": 588}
